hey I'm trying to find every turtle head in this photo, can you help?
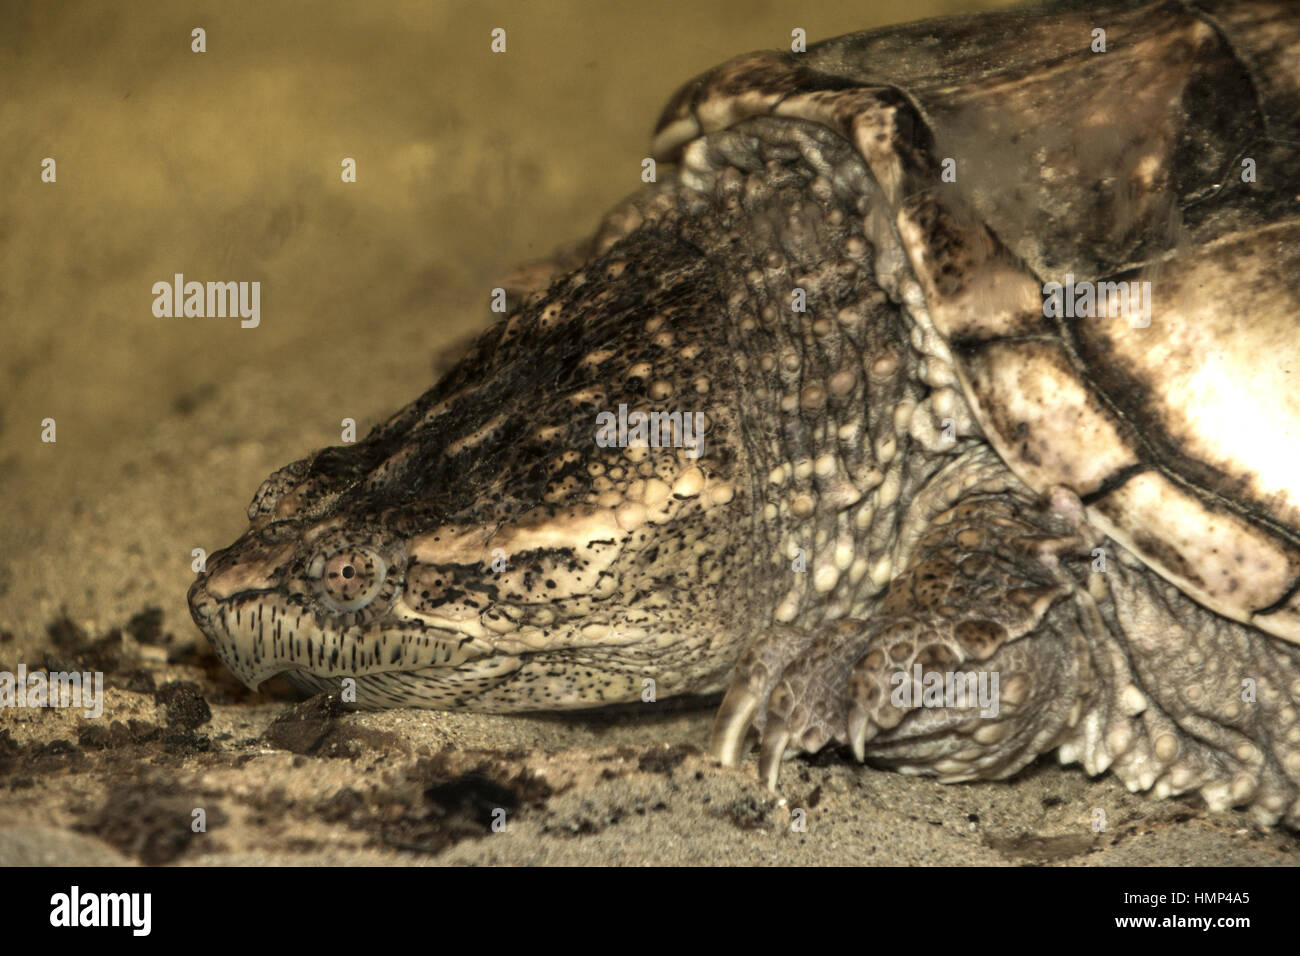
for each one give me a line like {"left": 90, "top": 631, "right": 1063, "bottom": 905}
{"left": 188, "top": 226, "right": 751, "bottom": 710}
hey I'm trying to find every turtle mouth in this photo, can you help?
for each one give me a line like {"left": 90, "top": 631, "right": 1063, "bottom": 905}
{"left": 274, "top": 655, "right": 530, "bottom": 709}
{"left": 186, "top": 575, "right": 493, "bottom": 691}
{"left": 187, "top": 574, "right": 665, "bottom": 710}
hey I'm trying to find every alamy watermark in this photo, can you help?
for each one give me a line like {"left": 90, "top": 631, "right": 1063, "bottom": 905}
{"left": 595, "top": 403, "right": 705, "bottom": 459}
{"left": 890, "top": 665, "right": 1000, "bottom": 718}
{"left": 1042, "top": 274, "right": 1151, "bottom": 328}
{"left": 152, "top": 273, "right": 260, "bottom": 328}
{"left": 0, "top": 664, "right": 103, "bottom": 718}
{"left": 49, "top": 886, "right": 150, "bottom": 935}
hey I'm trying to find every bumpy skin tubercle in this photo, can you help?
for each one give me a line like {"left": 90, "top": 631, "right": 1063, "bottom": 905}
{"left": 190, "top": 1, "right": 1300, "bottom": 826}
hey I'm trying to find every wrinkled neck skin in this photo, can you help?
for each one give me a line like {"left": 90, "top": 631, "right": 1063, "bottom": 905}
{"left": 188, "top": 117, "right": 973, "bottom": 711}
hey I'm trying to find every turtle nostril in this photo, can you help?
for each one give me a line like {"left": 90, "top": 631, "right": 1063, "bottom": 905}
{"left": 317, "top": 547, "right": 387, "bottom": 611}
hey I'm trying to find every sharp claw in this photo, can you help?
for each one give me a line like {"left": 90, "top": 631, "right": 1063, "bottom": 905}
{"left": 708, "top": 685, "right": 759, "bottom": 767}
{"left": 758, "top": 717, "right": 791, "bottom": 792}
{"left": 848, "top": 705, "right": 868, "bottom": 762}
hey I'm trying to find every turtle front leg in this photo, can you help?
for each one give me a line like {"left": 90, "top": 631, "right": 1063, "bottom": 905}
{"left": 711, "top": 493, "right": 1098, "bottom": 790}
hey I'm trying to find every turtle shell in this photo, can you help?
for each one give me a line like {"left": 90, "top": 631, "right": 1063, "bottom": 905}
{"left": 653, "top": 1, "right": 1300, "bottom": 640}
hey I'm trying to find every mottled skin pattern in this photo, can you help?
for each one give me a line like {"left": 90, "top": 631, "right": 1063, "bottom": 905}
{"left": 190, "top": 1, "right": 1300, "bottom": 825}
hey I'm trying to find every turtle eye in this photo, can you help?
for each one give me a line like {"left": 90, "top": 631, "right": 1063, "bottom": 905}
{"left": 309, "top": 546, "right": 388, "bottom": 612}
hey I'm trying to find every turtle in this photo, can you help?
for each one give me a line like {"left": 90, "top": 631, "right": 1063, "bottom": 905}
{"left": 188, "top": 0, "right": 1300, "bottom": 825}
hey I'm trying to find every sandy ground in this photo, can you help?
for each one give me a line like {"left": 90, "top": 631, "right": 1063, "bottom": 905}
{"left": 1, "top": 0, "right": 1297, "bottom": 866}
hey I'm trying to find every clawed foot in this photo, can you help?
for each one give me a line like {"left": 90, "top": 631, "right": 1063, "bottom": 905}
{"left": 711, "top": 492, "right": 1082, "bottom": 790}
{"left": 708, "top": 622, "right": 854, "bottom": 790}
{"left": 709, "top": 614, "right": 1007, "bottom": 790}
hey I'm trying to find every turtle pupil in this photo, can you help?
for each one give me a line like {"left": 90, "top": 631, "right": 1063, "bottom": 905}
{"left": 342, "top": 565, "right": 355, "bottom": 579}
